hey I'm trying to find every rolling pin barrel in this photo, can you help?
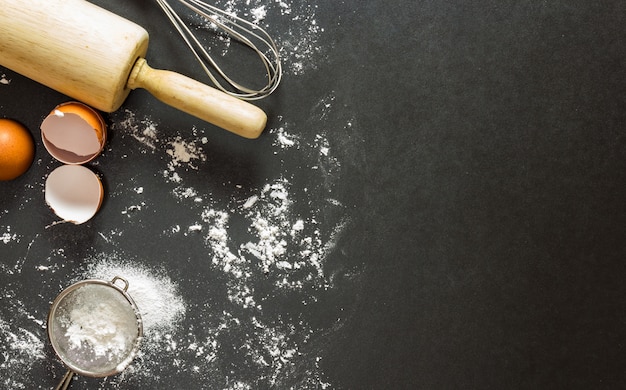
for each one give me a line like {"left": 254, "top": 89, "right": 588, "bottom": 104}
{"left": 0, "top": 0, "right": 267, "bottom": 138}
{"left": 0, "top": 0, "right": 148, "bottom": 112}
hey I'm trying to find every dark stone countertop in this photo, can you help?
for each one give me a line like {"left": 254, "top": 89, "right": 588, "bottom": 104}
{"left": 1, "top": 1, "right": 625, "bottom": 389}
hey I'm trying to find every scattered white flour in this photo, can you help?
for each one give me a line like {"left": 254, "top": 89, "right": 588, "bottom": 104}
{"left": 272, "top": 125, "right": 299, "bottom": 150}
{"left": 205, "top": 0, "right": 325, "bottom": 75}
{"left": 173, "top": 186, "right": 202, "bottom": 202}
{"left": 280, "top": 11, "right": 324, "bottom": 75}
{"left": 250, "top": 5, "right": 267, "bottom": 23}
{"left": 0, "top": 74, "right": 10, "bottom": 85}
{"left": 1, "top": 92, "right": 350, "bottom": 388}
{"left": 110, "top": 110, "right": 207, "bottom": 185}
{"left": 1, "top": 227, "right": 17, "bottom": 244}
{"left": 92, "top": 99, "right": 347, "bottom": 387}
{"left": 121, "top": 203, "right": 144, "bottom": 216}
{"left": 0, "top": 1, "right": 351, "bottom": 387}
{"left": 0, "top": 291, "right": 45, "bottom": 389}
{"left": 165, "top": 136, "right": 207, "bottom": 170}
{"left": 203, "top": 177, "right": 339, "bottom": 284}
{"left": 110, "top": 110, "right": 159, "bottom": 152}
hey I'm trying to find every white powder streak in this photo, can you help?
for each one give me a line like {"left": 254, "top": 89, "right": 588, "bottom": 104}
{"left": 202, "top": 175, "right": 344, "bottom": 305}
{"left": 83, "top": 256, "right": 186, "bottom": 334}
{"left": 250, "top": 5, "right": 267, "bottom": 23}
{"left": 1, "top": 226, "right": 18, "bottom": 244}
{"left": 166, "top": 136, "right": 207, "bottom": 171}
{"left": 0, "top": 297, "right": 45, "bottom": 389}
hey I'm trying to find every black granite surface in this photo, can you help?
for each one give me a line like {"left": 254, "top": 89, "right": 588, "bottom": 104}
{"left": 1, "top": 0, "right": 625, "bottom": 389}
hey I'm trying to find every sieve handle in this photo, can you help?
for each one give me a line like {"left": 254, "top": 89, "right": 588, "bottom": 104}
{"left": 111, "top": 276, "right": 129, "bottom": 292}
{"left": 55, "top": 370, "right": 74, "bottom": 390}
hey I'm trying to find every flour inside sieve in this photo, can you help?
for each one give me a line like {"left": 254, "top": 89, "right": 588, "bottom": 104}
{"left": 48, "top": 278, "right": 143, "bottom": 379}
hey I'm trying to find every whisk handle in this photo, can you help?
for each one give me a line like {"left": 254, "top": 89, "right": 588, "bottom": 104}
{"left": 127, "top": 58, "right": 267, "bottom": 139}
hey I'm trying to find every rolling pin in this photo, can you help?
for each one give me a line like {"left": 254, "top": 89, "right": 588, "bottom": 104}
{"left": 0, "top": 0, "right": 267, "bottom": 139}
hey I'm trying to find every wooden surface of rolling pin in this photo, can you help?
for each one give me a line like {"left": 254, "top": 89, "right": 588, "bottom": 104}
{"left": 0, "top": 0, "right": 267, "bottom": 138}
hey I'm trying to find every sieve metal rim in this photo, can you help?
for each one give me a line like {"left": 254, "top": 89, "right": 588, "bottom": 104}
{"left": 47, "top": 276, "right": 144, "bottom": 378}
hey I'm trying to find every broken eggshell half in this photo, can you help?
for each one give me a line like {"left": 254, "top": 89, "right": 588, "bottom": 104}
{"left": 41, "top": 101, "right": 106, "bottom": 224}
{"left": 45, "top": 165, "right": 104, "bottom": 224}
{"left": 41, "top": 101, "right": 107, "bottom": 164}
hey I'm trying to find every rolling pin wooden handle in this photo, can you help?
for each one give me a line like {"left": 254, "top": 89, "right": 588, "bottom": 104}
{"left": 127, "top": 58, "right": 267, "bottom": 139}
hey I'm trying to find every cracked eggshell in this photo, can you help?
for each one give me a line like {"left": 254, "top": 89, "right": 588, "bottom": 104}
{"left": 41, "top": 102, "right": 106, "bottom": 164}
{"left": 45, "top": 165, "right": 104, "bottom": 224}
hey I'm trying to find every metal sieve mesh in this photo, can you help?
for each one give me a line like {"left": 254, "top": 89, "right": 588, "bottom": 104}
{"left": 47, "top": 277, "right": 143, "bottom": 381}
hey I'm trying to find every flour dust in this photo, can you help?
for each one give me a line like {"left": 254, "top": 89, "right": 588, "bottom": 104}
{"left": 95, "top": 92, "right": 349, "bottom": 387}
{"left": 0, "top": 290, "right": 45, "bottom": 389}
{"left": 201, "top": 0, "right": 326, "bottom": 75}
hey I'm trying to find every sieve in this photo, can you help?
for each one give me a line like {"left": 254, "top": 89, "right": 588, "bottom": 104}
{"left": 47, "top": 276, "right": 143, "bottom": 390}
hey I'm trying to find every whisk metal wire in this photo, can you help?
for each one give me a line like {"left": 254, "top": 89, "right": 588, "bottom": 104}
{"left": 155, "top": 0, "right": 282, "bottom": 100}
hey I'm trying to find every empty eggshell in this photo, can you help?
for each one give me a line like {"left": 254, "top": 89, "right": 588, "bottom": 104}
{"left": 45, "top": 165, "right": 104, "bottom": 224}
{"left": 41, "top": 102, "right": 106, "bottom": 164}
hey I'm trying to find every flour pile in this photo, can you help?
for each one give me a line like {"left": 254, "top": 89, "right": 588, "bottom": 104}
{"left": 56, "top": 283, "right": 139, "bottom": 371}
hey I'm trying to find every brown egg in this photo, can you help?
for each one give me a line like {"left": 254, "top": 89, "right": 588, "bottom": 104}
{"left": 0, "top": 119, "right": 35, "bottom": 181}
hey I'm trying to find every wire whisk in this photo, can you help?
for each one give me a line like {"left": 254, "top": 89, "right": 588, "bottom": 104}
{"left": 155, "top": 0, "right": 282, "bottom": 100}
